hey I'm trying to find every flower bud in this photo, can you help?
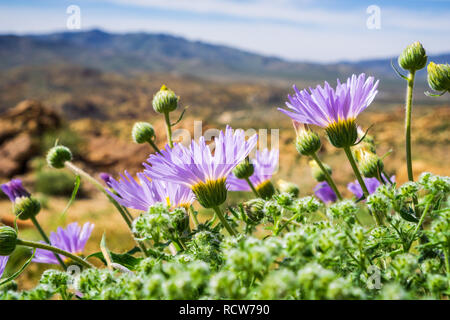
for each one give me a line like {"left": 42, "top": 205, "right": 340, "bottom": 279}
{"left": 0, "top": 226, "right": 17, "bottom": 256}
{"left": 326, "top": 119, "right": 358, "bottom": 148}
{"left": 47, "top": 145, "right": 72, "bottom": 169}
{"left": 170, "top": 207, "right": 190, "bottom": 234}
{"left": 398, "top": 41, "right": 427, "bottom": 71}
{"left": 309, "top": 160, "right": 332, "bottom": 182}
{"left": 192, "top": 178, "right": 227, "bottom": 208}
{"left": 427, "top": 62, "right": 450, "bottom": 93}
{"left": 255, "top": 180, "right": 276, "bottom": 200}
{"left": 243, "top": 198, "right": 265, "bottom": 223}
{"left": 232, "top": 157, "right": 254, "bottom": 179}
{"left": 295, "top": 129, "right": 321, "bottom": 156}
{"left": 152, "top": 85, "right": 178, "bottom": 114}
{"left": 132, "top": 122, "right": 156, "bottom": 144}
{"left": 358, "top": 150, "right": 383, "bottom": 178}
{"left": 277, "top": 179, "right": 299, "bottom": 197}
{"left": 13, "top": 196, "right": 41, "bottom": 220}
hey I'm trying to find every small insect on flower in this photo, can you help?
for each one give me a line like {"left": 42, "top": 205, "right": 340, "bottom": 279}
{"left": 347, "top": 175, "right": 395, "bottom": 200}
{"left": 313, "top": 182, "right": 337, "bottom": 204}
{"left": 227, "top": 148, "right": 278, "bottom": 199}
{"left": 106, "top": 171, "right": 195, "bottom": 211}
{"left": 1, "top": 179, "right": 41, "bottom": 220}
{"left": 144, "top": 125, "right": 257, "bottom": 208}
{"left": 0, "top": 255, "right": 9, "bottom": 279}
{"left": 32, "top": 222, "right": 94, "bottom": 265}
{"left": 279, "top": 73, "right": 379, "bottom": 148}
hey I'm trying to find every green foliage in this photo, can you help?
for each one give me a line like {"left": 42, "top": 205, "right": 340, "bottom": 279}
{"left": 2, "top": 173, "right": 449, "bottom": 300}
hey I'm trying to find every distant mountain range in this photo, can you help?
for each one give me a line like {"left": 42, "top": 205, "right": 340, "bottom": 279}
{"left": 1, "top": 29, "right": 448, "bottom": 84}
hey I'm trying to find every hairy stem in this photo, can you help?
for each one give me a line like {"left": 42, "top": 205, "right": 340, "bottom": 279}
{"left": 310, "top": 152, "right": 342, "bottom": 200}
{"left": 64, "top": 161, "right": 149, "bottom": 257}
{"left": 30, "top": 215, "right": 67, "bottom": 270}
{"left": 344, "top": 146, "right": 382, "bottom": 226}
{"left": 244, "top": 177, "right": 260, "bottom": 198}
{"left": 189, "top": 205, "right": 199, "bottom": 228}
{"left": 164, "top": 111, "right": 174, "bottom": 148}
{"left": 148, "top": 139, "right": 162, "bottom": 155}
{"left": 212, "top": 206, "right": 238, "bottom": 236}
{"left": 16, "top": 238, "right": 94, "bottom": 269}
{"left": 405, "top": 71, "right": 416, "bottom": 181}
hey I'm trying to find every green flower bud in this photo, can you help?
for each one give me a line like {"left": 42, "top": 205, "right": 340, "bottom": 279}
{"left": 46, "top": 145, "right": 72, "bottom": 169}
{"left": 295, "top": 129, "right": 321, "bottom": 156}
{"left": 0, "top": 226, "right": 17, "bottom": 256}
{"left": 398, "top": 41, "right": 427, "bottom": 71}
{"left": 170, "top": 207, "right": 190, "bottom": 234}
{"left": 243, "top": 198, "right": 265, "bottom": 223}
{"left": 358, "top": 150, "right": 383, "bottom": 178}
{"left": 255, "top": 180, "right": 276, "bottom": 200}
{"left": 13, "top": 196, "right": 41, "bottom": 220}
{"left": 326, "top": 119, "right": 358, "bottom": 149}
{"left": 427, "top": 62, "right": 450, "bottom": 93}
{"left": 309, "top": 160, "right": 332, "bottom": 182}
{"left": 192, "top": 178, "right": 227, "bottom": 208}
{"left": 132, "top": 122, "right": 155, "bottom": 144}
{"left": 232, "top": 157, "right": 254, "bottom": 179}
{"left": 277, "top": 179, "right": 299, "bottom": 197}
{"left": 152, "top": 85, "right": 178, "bottom": 114}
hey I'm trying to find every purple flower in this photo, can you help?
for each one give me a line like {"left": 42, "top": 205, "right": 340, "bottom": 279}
{"left": 1, "top": 179, "right": 30, "bottom": 202}
{"left": 278, "top": 73, "right": 379, "bottom": 127}
{"left": 33, "top": 222, "right": 94, "bottom": 265}
{"left": 0, "top": 255, "right": 8, "bottom": 279}
{"left": 227, "top": 148, "right": 279, "bottom": 191}
{"left": 314, "top": 182, "right": 337, "bottom": 203}
{"left": 106, "top": 171, "right": 195, "bottom": 210}
{"left": 144, "top": 126, "right": 258, "bottom": 189}
{"left": 99, "top": 172, "right": 113, "bottom": 187}
{"left": 347, "top": 175, "right": 396, "bottom": 199}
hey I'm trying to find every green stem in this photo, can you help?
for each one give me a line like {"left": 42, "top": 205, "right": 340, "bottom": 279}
{"left": 344, "top": 146, "right": 382, "bottom": 226}
{"left": 407, "top": 199, "right": 432, "bottom": 252}
{"left": 310, "top": 152, "right": 342, "bottom": 200}
{"left": 244, "top": 177, "right": 260, "bottom": 197}
{"left": 148, "top": 139, "right": 162, "bottom": 155}
{"left": 212, "top": 206, "right": 238, "bottom": 236}
{"left": 64, "top": 162, "right": 149, "bottom": 257}
{"left": 405, "top": 71, "right": 416, "bottom": 182}
{"left": 30, "top": 215, "right": 67, "bottom": 270}
{"left": 164, "top": 111, "right": 174, "bottom": 148}
{"left": 344, "top": 146, "right": 370, "bottom": 197}
{"left": 16, "top": 238, "right": 94, "bottom": 269}
{"left": 189, "top": 205, "right": 199, "bottom": 228}
{"left": 122, "top": 206, "right": 134, "bottom": 223}
{"left": 444, "top": 245, "right": 450, "bottom": 278}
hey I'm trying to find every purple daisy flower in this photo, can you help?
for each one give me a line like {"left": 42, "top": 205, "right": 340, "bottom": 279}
{"left": 227, "top": 148, "right": 279, "bottom": 191}
{"left": 144, "top": 126, "right": 257, "bottom": 208}
{"left": 99, "top": 172, "right": 113, "bottom": 188}
{"left": 314, "top": 182, "right": 337, "bottom": 204}
{"left": 1, "top": 179, "right": 30, "bottom": 202}
{"left": 347, "top": 175, "right": 396, "bottom": 199}
{"left": 106, "top": 171, "right": 195, "bottom": 211}
{"left": 33, "top": 222, "right": 94, "bottom": 265}
{"left": 0, "top": 255, "right": 9, "bottom": 279}
{"left": 278, "top": 73, "right": 379, "bottom": 128}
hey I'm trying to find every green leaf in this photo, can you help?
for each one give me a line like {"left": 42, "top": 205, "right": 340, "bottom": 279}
{"left": 61, "top": 175, "right": 81, "bottom": 218}
{"left": 87, "top": 251, "right": 143, "bottom": 271}
{"left": 399, "top": 206, "right": 419, "bottom": 223}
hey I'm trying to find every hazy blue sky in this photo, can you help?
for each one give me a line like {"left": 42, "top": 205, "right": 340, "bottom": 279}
{"left": 0, "top": 0, "right": 449, "bottom": 62}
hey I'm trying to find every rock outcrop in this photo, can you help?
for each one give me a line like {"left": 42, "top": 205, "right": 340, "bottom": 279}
{"left": 0, "top": 100, "right": 61, "bottom": 178}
